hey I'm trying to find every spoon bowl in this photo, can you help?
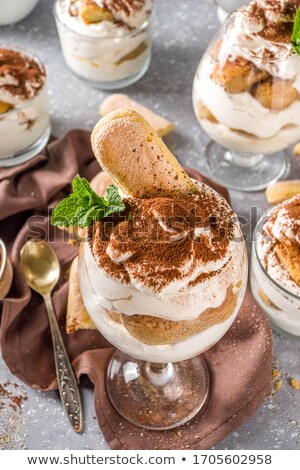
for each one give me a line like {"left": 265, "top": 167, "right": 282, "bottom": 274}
{"left": 20, "top": 238, "right": 60, "bottom": 295}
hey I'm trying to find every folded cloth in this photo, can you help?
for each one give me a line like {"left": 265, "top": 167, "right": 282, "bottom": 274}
{"left": 0, "top": 130, "right": 272, "bottom": 449}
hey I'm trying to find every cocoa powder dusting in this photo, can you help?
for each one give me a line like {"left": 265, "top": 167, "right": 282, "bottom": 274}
{"left": 103, "top": 0, "right": 147, "bottom": 16}
{"left": 89, "top": 185, "right": 236, "bottom": 292}
{"left": 0, "top": 48, "right": 46, "bottom": 101}
{"left": 236, "top": 0, "right": 300, "bottom": 58}
{"left": 0, "top": 380, "right": 27, "bottom": 449}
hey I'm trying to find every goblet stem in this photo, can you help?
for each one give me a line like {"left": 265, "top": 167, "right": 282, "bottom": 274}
{"left": 224, "top": 150, "right": 264, "bottom": 168}
{"left": 106, "top": 350, "right": 209, "bottom": 430}
{"left": 205, "top": 141, "right": 288, "bottom": 191}
{"left": 144, "top": 362, "right": 175, "bottom": 387}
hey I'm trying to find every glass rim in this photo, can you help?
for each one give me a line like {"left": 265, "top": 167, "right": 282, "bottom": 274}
{"left": 253, "top": 200, "right": 300, "bottom": 301}
{"left": 0, "top": 238, "right": 7, "bottom": 281}
{"left": 0, "top": 45, "right": 47, "bottom": 116}
{"left": 223, "top": 11, "right": 298, "bottom": 63}
{"left": 53, "top": 0, "right": 152, "bottom": 39}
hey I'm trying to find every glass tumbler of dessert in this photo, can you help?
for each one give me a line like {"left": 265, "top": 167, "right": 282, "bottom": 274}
{"left": 0, "top": 47, "right": 51, "bottom": 167}
{"left": 251, "top": 195, "right": 300, "bottom": 339}
{"left": 73, "top": 109, "right": 248, "bottom": 430}
{"left": 193, "top": 0, "right": 300, "bottom": 191}
{"left": 54, "top": 0, "right": 153, "bottom": 90}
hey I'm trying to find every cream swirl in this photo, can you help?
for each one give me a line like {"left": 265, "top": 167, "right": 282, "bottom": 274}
{"left": 88, "top": 183, "right": 245, "bottom": 304}
{"left": 99, "top": 0, "right": 152, "bottom": 28}
{"left": 222, "top": 0, "right": 300, "bottom": 79}
{"left": 56, "top": 0, "right": 153, "bottom": 37}
{"left": 0, "top": 48, "right": 46, "bottom": 107}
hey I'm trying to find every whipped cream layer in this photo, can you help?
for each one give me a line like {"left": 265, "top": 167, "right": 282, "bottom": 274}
{"left": 95, "top": 0, "right": 152, "bottom": 29}
{"left": 224, "top": 0, "right": 300, "bottom": 79}
{"left": 85, "top": 183, "right": 247, "bottom": 322}
{"left": 256, "top": 195, "right": 300, "bottom": 297}
{"left": 0, "top": 86, "right": 50, "bottom": 159}
{"left": 251, "top": 263, "right": 300, "bottom": 336}
{"left": 0, "top": 48, "right": 46, "bottom": 107}
{"left": 56, "top": 0, "right": 153, "bottom": 37}
{"left": 194, "top": 55, "right": 300, "bottom": 141}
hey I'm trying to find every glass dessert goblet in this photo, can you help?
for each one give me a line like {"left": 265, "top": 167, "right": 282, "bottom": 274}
{"left": 193, "top": 6, "right": 300, "bottom": 191}
{"left": 78, "top": 187, "right": 248, "bottom": 430}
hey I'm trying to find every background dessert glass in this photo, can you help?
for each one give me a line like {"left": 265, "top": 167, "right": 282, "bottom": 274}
{"left": 0, "top": 48, "right": 51, "bottom": 168}
{"left": 251, "top": 204, "right": 300, "bottom": 339}
{"left": 192, "top": 16, "right": 300, "bottom": 192}
{"left": 78, "top": 220, "right": 248, "bottom": 430}
{"left": 0, "top": 0, "right": 40, "bottom": 26}
{"left": 54, "top": 0, "right": 153, "bottom": 90}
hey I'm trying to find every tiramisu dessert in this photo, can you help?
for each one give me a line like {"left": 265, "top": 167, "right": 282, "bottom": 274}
{"left": 0, "top": 48, "right": 50, "bottom": 164}
{"left": 76, "top": 110, "right": 247, "bottom": 363}
{"left": 54, "top": 0, "right": 153, "bottom": 88}
{"left": 52, "top": 109, "right": 247, "bottom": 429}
{"left": 251, "top": 195, "right": 300, "bottom": 337}
{"left": 193, "top": 0, "right": 300, "bottom": 189}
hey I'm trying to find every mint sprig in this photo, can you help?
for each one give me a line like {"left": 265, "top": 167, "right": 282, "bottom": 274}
{"left": 51, "top": 175, "right": 125, "bottom": 228}
{"left": 291, "top": 7, "right": 300, "bottom": 55}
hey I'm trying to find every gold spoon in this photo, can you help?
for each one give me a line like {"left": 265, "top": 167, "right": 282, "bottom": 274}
{"left": 20, "top": 238, "right": 83, "bottom": 433}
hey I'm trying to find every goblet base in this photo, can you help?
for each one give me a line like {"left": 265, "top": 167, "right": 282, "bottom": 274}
{"left": 106, "top": 350, "right": 209, "bottom": 430}
{"left": 205, "top": 141, "right": 288, "bottom": 192}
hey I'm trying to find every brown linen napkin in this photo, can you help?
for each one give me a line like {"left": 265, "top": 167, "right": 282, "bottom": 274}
{"left": 0, "top": 130, "right": 272, "bottom": 449}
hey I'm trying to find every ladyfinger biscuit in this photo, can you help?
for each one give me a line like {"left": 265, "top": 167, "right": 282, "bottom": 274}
{"left": 100, "top": 94, "right": 174, "bottom": 137}
{"left": 90, "top": 169, "right": 112, "bottom": 194}
{"left": 0, "top": 101, "right": 12, "bottom": 114}
{"left": 294, "top": 143, "right": 300, "bottom": 155}
{"left": 212, "top": 57, "right": 268, "bottom": 94}
{"left": 275, "top": 242, "right": 300, "bottom": 287}
{"left": 266, "top": 180, "right": 300, "bottom": 205}
{"left": 253, "top": 78, "right": 298, "bottom": 111}
{"left": 91, "top": 109, "right": 199, "bottom": 198}
{"left": 79, "top": 0, "right": 113, "bottom": 24}
{"left": 66, "top": 256, "right": 96, "bottom": 333}
{"left": 120, "top": 285, "right": 237, "bottom": 345}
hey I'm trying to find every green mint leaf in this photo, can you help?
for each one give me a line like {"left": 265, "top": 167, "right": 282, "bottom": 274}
{"left": 50, "top": 195, "right": 82, "bottom": 227}
{"left": 51, "top": 175, "right": 125, "bottom": 228}
{"left": 291, "top": 7, "right": 300, "bottom": 55}
{"left": 72, "top": 174, "right": 105, "bottom": 205}
{"left": 103, "top": 184, "right": 126, "bottom": 217}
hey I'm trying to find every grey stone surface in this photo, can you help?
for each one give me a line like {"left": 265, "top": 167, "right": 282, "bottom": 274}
{"left": 0, "top": 0, "right": 300, "bottom": 450}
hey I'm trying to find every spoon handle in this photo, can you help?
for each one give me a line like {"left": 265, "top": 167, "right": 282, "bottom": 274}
{"left": 44, "top": 293, "right": 83, "bottom": 433}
